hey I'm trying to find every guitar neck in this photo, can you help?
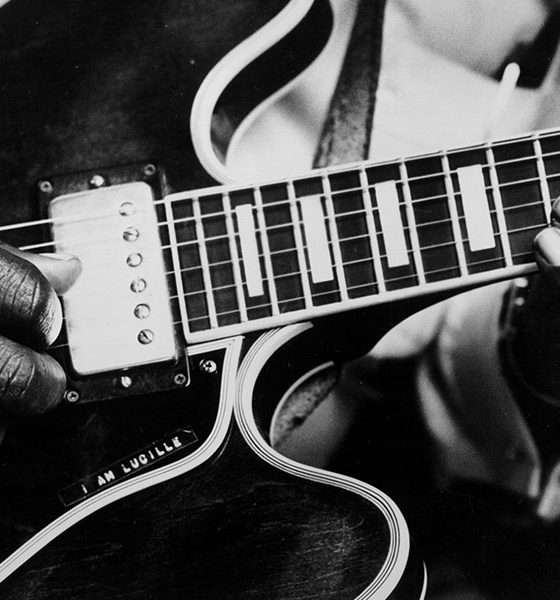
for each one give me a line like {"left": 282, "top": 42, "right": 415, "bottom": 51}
{"left": 163, "top": 129, "right": 560, "bottom": 343}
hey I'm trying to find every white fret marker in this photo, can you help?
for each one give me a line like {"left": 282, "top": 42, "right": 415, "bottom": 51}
{"left": 375, "top": 181, "right": 409, "bottom": 267}
{"left": 235, "top": 204, "right": 263, "bottom": 297}
{"left": 300, "top": 196, "right": 334, "bottom": 283}
{"left": 457, "top": 165, "right": 495, "bottom": 251}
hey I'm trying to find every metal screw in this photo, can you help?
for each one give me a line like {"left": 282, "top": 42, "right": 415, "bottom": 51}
{"left": 127, "top": 253, "right": 143, "bottom": 267}
{"left": 199, "top": 359, "right": 217, "bottom": 375}
{"left": 130, "top": 278, "right": 147, "bottom": 293}
{"left": 89, "top": 174, "right": 106, "bottom": 188}
{"left": 123, "top": 227, "right": 140, "bottom": 242}
{"left": 120, "top": 375, "right": 133, "bottom": 389}
{"left": 64, "top": 389, "right": 80, "bottom": 403}
{"left": 143, "top": 163, "right": 157, "bottom": 177}
{"left": 138, "top": 329, "right": 154, "bottom": 344}
{"left": 119, "top": 202, "right": 135, "bottom": 216}
{"left": 39, "top": 180, "right": 53, "bottom": 194}
{"left": 134, "top": 303, "right": 151, "bottom": 319}
{"left": 174, "top": 373, "right": 187, "bottom": 386}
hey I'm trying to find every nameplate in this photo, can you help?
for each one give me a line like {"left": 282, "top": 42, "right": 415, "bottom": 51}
{"left": 58, "top": 428, "right": 198, "bottom": 506}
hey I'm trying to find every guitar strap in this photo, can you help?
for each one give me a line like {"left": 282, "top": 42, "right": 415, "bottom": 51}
{"left": 273, "top": 0, "right": 388, "bottom": 456}
{"left": 313, "top": 0, "right": 387, "bottom": 168}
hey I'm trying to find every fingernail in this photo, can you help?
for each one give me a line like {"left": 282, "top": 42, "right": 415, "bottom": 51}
{"left": 39, "top": 252, "right": 79, "bottom": 261}
{"left": 535, "top": 229, "right": 560, "bottom": 265}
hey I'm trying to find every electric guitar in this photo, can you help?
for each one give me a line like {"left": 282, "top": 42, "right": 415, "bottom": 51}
{"left": 0, "top": 0, "right": 555, "bottom": 598}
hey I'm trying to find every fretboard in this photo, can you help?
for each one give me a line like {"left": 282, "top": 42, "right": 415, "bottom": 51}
{"left": 163, "top": 129, "right": 560, "bottom": 342}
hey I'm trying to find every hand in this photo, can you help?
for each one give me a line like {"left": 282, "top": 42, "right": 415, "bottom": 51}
{"left": 0, "top": 245, "right": 80, "bottom": 417}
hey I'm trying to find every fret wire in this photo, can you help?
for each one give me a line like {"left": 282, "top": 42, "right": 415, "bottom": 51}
{"left": 399, "top": 160, "right": 426, "bottom": 284}
{"left": 164, "top": 196, "right": 191, "bottom": 336}
{"left": 254, "top": 186, "right": 280, "bottom": 316}
{"left": 166, "top": 219, "right": 544, "bottom": 285}
{"left": 191, "top": 197, "right": 219, "bottom": 328}
{"left": 533, "top": 134, "right": 553, "bottom": 219}
{"left": 286, "top": 180, "right": 313, "bottom": 309}
{"left": 486, "top": 145, "right": 513, "bottom": 267}
{"left": 321, "top": 174, "right": 349, "bottom": 300}
{"left": 441, "top": 151, "right": 468, "bottom": 277}
{"left": 359, "top": 167, "right": 386, "bottom": 292}
{"left": 222, "top": 193, "right": 248, "bottom": 322}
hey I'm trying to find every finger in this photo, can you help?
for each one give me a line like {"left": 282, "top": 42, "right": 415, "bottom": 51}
{"left": 0, "top": 335, "right": 66, "bottom": 417}
{"left": 0, "top": 247, "right": 63, "bottom": 349}
{"left": 0, "top": 244, "right": 81, "bottom": 295}
{"left": 534, "top": 227, "right": 560, "bottom": 289}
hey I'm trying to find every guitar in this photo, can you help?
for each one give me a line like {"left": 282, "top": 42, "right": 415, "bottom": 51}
{"left": 0, "top": 0, "right": 554, "bottom": 598}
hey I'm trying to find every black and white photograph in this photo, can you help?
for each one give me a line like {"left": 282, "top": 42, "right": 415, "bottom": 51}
{"left": 0, "top": 1, "right": 559, "bottom": 598}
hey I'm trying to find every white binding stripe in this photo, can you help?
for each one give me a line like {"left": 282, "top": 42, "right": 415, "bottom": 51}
{"left": 300, "top": 196, "right": 334, "bottom": 283}
{"left": 0, "top": 338, "right": 242, "bottom": 584}
{"left": 457, "top": 165, "right": 496, "bottom": 251}
{"left": 235, "top": 204, "right": 264, "bottom": 297}
{"left": 374, "top": 180, "right": 409, "bottom": 267}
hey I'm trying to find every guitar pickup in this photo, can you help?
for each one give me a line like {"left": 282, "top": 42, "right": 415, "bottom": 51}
{"left": 50, "top": 182, "right": 177, "bottom": 375}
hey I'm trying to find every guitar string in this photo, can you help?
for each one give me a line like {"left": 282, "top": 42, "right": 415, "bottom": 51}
{"left": 1, "top": 143, "right": 560, "bottom": 244}
{"left": 16, "top": 172, "right": 556, "bottom": 257}
{"left": 46, "top": 204, "right": 544, "bottom": 305}
{"left": 47, "top": 240, "right": 538, "bottom": 352}
{"left": 49, "top": 218, "right": 541, "bottom": 346}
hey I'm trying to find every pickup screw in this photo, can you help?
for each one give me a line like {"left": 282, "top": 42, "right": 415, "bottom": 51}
{"left": 130, "top": 278, "right": 147, "bottom": 293}
{"left": 38, "top": 180, "right": 53, "bottom": 194}
{"left": 138, "top": 329, "right": 154, "bottom": 344}
{"left": 127, "top": 253, "right": 143, "bottom": 267}
{"left": 134, "top": 303, "right": 150, "bottom": 319}
{"left": 199, "top": 359, "right": 217, "bottom": 375}
{"left": 123, "top": 227, "right": 140, "bottom": 242}
{"left": 89, "top": 174, "right": 106, "bottom": 188}
{"left": 174, "top": 373, "right": 187, "bottom": 386}
{"left": 120, "top": 375, "right": 133, "bottom": 389}
{"left": 119, "top": 202, "right": 135, "bottom": 216}
{"left": 64, "top": 389, "right": 80, "bottom": 403}
{"left": 143, "top": 163, "right": 157, "bottom": 177}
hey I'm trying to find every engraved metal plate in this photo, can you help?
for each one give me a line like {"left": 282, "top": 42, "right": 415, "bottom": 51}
{"left": 50, "top": 182, "right": 176, "bottom": 375}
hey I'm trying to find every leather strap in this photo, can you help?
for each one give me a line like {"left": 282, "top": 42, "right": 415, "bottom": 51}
{"left": 313, "top": 0, "right": 386, "bottom": 168}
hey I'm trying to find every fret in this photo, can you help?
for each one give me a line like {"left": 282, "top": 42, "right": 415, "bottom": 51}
{"left": 328, "top": 170, "right": 377, "bottom": 299}
{"left": 286, "top": 180, "right": 313, "bottom": 309}
{"left": 447, "top": 149, "right": 506, "bottom": 274}
{"left": 191, "top": 197, "right": 218, "bottom": 329}
{"left": 164, "top": 197, "right": 190, "bottom": 336}
{"left": 399, "top": 160, "right": 426, "bottom": 285}
{"left": 367, "top": 163, "right": 417, "bottom": 291}
{"left": 234, "top": 203, "right": 264, "bottom": 298}
{"left": 222, "top": 193, "right": 248, "bottom": 322}
{"left": 359, "top": 167, "right": 386, "bottom": 293}
{"left": 539, "top": 132, "right": 560, "bottom": 199}
{"left": 487, "top": 144, "right": 521, "bottom": 267}
{"left": 441, "top": 152, "right": 468, "bottom": 277}
{"left": 491, "top": 139, "right": 546, "bottom": 265}
{"left": 261, "top": 183, "right": 305, "bottom": 313}
{"left": 253, "top": 186, "right": 280, "bottom": 315}
{"left": 299, "top": 195, "right": 334, "bottom": 284}
{"left": 456, "top": 165, "right": 495, "bottom": 252}
{"left": 533, "top": 135, "right": 553, "bottom": 217}
{"left": 407, "top": 155, "right": 460, "bottom": 283}
{"left": 321, "top": 174, "right": 349, "bottom": 300}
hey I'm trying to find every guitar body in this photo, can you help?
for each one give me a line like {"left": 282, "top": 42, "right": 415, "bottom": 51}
{"left": 0, "top": 1, "right": 426, "bottom": 598}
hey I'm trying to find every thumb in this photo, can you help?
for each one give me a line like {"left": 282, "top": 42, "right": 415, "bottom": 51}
{"left": 0, "top": 244, "right": 82, "bottom": 295}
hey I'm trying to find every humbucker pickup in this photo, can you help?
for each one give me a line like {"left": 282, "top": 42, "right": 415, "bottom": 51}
{"left": 50, "top": 182, "right": 177, "bottom": 375}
